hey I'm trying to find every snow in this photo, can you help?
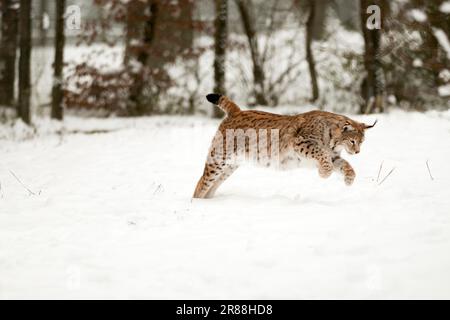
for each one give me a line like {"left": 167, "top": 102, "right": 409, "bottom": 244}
{"left": 440, "top": 1, "right": 450, "bottom": 14}
{"left": 31, "top": 44, "right": 124, "bottom": 111}
{"left": 409, "top": 9, "right": 427, "bottom": 23}
{"left": 438, "top": 84, "right": 450, "bottom": 97}
{"left": 413, "top": 58, "right": 423, "bottom": 68}
{"left": 1, "top": 109, "right": 450, "bottom": 299}
{"left": 433, "top": 28, "right": 450, "bottom": 60}
{"left": 440, "top": 69, "right": 450, "bottom": 82}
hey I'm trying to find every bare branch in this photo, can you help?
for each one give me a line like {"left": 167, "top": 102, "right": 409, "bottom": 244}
{"left": 275, "top": 68, "right": 304, "bottom": 98}
{"left": 261, "top": 0, "right": 281, "bottom": 66}
{"left": 267, "top": 59, "right": 303, "bottom": 95}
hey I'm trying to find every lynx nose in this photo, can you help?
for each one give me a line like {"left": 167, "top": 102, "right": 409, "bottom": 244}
{"left": 355, "top": 150, "right": 360, "bottom": 154}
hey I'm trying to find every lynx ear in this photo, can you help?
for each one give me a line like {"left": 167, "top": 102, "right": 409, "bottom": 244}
{"left": 342, "top": 122, "right": 354, "bottom": 132}
{"left": 363, "top": 120, "right": 378, "bottom": 130}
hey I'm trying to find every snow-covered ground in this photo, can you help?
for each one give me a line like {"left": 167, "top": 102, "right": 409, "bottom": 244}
{"left": 1, "top": 108, "right": 450, "bottom": 299}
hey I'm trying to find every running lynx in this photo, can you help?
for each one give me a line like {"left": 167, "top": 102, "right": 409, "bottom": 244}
{"left": 193, "top": 94, "right": 376, "bottom": 199}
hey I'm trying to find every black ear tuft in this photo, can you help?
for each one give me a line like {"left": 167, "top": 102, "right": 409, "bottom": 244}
{"left": 206, "top": 93, "right": 222, "bottom": 104}
{"left": 363, "top": 119, "right": 378, "bottom": 130}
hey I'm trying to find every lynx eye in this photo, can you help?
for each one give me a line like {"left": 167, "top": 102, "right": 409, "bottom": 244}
{"left": 350, "top": 140, "right": 356, "bottom": 145}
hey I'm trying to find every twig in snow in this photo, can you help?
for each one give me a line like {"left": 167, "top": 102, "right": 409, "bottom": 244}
{"left": 378, "top": 167, "right": 396, "bottom": 186}
{"left": 0, "top": 180, "right": 4, "bottom": 198}
{"left": 9, "top": 170, "right": 37, "bottom": 196}
{"left": 153, "top": 184, "right": 163, "bottom": 195}
{"left": 376, "top": 161, "right": 384, "bottom": 183}
{"left": 426, "top": 160, "right": 434, "bottom": 181}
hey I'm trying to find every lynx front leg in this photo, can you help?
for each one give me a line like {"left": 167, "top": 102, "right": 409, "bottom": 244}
{"left": 293, "top": 140, "right": 333, "bottom": 179}
{"left": 332, "top": 157, "right": 356, "bottom": 185}
{"left": 193, "top": 162, "right": 237, "bottom": 199}
{"left": 317, "top": 156, "right": 334, "bottom": 179}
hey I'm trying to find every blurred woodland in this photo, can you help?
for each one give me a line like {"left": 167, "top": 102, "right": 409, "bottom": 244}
{"left": 0, "top": 0, "right": 449, "bottom": 124}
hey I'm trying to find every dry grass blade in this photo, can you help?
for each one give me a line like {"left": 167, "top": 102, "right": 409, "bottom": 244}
{"left": 378, "top": 167, "right": 396, "bottom": 186}
{"left": 376, "top": 161, "right": 384, "bottom": 183}
{"left": 9, "top": 170, "right": 36, "bottom": 196}
{"left": 153, "top": 184, "right": 163, "bottom": 195}
{"left": 426, "top": 160, "right": 434, "bottom": 181}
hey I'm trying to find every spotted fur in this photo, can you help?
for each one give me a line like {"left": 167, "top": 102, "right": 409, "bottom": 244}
{"left": 193, "top": 94, "right": 376, "bottom": 198}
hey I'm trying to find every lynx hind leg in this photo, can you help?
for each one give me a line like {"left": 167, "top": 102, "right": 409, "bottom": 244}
{"left": 204, "top": 164, "right": 238, "bottom": 198}
{"left": 333, "top": 157, "right": 356, "bottom": 185}
{"left": 193, "top": 162, "right": 237, "bottom": 199}
{"left": 293, "top": 140, "right": 333, "bottom": 179}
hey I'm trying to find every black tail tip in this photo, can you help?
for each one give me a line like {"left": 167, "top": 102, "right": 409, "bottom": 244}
{"left": 206, "top": 93, "right": 222, "bottom": 104}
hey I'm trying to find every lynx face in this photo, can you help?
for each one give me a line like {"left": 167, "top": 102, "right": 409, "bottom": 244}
{"left": 339, "top": 124, "right": 365, "bottom": 155}
{"left": 336, "top": 120, "right": 376, "bottom": 155}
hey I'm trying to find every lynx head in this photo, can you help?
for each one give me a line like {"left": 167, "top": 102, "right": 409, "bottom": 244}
{"left": 338, "top": 120, "right": 377, "bottom": 155}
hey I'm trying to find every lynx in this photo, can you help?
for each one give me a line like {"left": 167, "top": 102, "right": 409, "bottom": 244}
{"left": 193, "top": 94, "right": 376, "bottom": 199}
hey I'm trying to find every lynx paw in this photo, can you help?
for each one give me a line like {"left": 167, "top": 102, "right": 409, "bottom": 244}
{"left": 344, "top": 170, "right": 355, "bottom": 186}
{"left": 319, "top": 164, "right": 333, "bottom": 179}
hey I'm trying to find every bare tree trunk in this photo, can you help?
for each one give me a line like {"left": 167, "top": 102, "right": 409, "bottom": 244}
{"left": 235, "top": 0, "right": 268, "bottom": 106}
{"left": 51, "top": 0, "right": 66, "bottom": 120}
{"left": 423, "top": 1, "right": 445, "bottom": 86}
{"left": 39, "top": 0, "right": 48, "bottom": 47}
{"left": 18, "top": 0, "right": 32, "bottom": 124}
{"left": 124, "top": 0, "right": 145, "bottom": 66}
{"left": 360, "top": 0, "right": 384, "bottom": 114}
{"left": 127, "top": 0, "right": 159, "bottom": 115}
{"left": 140, "top": 1, "right": 158, "bottom": 66}
{"left": 212, "top": 0, "right": 228, "bottom": 118}
{"left": 305, "top": 0, "right": 319, "bottom": 102}
{"left": 0, "top": 0, "right": 19, "bottom": 107}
